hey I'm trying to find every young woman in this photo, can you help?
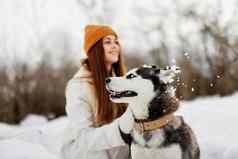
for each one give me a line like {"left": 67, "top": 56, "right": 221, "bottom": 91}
{"left": 61, "top": 24, "right": 135, "bottom": 159}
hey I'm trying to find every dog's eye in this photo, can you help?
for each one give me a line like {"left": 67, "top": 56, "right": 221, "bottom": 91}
{"left": 126, "top": 73, "right": 137, "bottom": 79}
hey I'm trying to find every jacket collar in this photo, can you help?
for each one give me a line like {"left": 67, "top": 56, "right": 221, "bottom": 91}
{"left": 73, "top": 64, "right": 94, "bottom": 84}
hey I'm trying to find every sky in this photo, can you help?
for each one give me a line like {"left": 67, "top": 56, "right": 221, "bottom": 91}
{"left": 0, "top": 0, "right": 238, "bottom": 68}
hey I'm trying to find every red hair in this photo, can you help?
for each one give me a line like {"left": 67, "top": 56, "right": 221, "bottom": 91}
{"left": 81, "top": 39, "right": 127, "bottom": 126}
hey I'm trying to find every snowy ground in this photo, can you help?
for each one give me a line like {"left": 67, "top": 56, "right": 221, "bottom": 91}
{"left": 0, "top": 92, "right": 238, "bottom": 159}
{"left": 177, "top": 93, "right": 238, "bottom": 159}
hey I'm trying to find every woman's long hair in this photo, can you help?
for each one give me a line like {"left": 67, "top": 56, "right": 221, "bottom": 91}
{"left": 81, "top": 39, "right": 127, "bottom": 126}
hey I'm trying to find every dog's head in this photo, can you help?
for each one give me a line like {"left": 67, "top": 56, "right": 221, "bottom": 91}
{"left": 105, "top": 64, "right": 180, "bottom": 119}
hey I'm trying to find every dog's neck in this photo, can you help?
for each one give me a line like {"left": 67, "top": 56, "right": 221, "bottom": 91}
{"left": 129, "top": 92, "right": 179, "bottom": 122}
{"left": 150, "top": 91, "right": 179, "bottom": 118}
{"left": 129, "top": 102, "right": 150, "bottom": 120}
{"left": 133, "top": 113, "right": 175, "bottom": 134}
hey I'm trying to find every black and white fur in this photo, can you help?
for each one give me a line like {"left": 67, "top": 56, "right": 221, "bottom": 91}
{"left": 105, "top": 65, "right": 200, "bottom": 159}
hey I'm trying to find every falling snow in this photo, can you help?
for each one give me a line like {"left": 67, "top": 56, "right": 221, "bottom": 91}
{"left": 184, "top": 52, "right": 190, "bottom": 59}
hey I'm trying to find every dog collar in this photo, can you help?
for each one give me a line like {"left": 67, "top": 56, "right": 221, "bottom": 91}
{"left": 134, "top": 114, "right": 175, "bottom": 134}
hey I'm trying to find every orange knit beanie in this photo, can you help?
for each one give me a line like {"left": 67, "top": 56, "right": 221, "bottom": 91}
{"left": 84, "top": 24, "right": 118, "bottom": 54}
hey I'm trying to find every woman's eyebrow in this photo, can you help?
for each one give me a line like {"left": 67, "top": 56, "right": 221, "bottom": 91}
{"left": 104, "top": 37, "right": 118, "bottom": 41}
{"left": 104, "top": 38, "right": 111, "bottom": 40}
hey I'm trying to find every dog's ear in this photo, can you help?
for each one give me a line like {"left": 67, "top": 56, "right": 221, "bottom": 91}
{"left": 151, "top": 65, "right": 160, "bottom": 74}
{"left": 158, "top": 66, "right": 181, "bottom": 84}
{"left": 154, "top": 68, "right": 160, "bottom": 74}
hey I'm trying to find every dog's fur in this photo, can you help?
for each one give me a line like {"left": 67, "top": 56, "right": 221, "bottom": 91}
{"left": 106, "top": 65, "right": 200, "bottom": 159}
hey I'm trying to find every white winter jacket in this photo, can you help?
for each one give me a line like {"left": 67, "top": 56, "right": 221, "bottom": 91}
{"left": 60, "top": 64, "right": 130, "bottom": 159}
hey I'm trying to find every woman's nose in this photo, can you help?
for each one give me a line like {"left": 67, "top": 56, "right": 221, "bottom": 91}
{"left": 105, "top": 78, "right": 111, "bottom": 84}
{"left": 111, "top": 42, "right": 118, "bottom": 48}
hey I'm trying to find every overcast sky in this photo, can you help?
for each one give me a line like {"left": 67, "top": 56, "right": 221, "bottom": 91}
{"left": 0, "top": 0, "right": 237, "bottom": 67}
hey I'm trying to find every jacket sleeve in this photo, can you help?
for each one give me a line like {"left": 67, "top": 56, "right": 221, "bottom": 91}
{"left": 64, "top": 79, "right": 126, "bottom": 152}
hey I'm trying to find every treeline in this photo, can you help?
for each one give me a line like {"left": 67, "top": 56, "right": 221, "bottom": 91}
{"left": 0, "top": 55, "right": 78, "bottom": 124}
{"left": 1, "top": 52, "right": 238, "bottom": 123}
{"left": 175, "top": 57, "right": 238, "bottom": 100}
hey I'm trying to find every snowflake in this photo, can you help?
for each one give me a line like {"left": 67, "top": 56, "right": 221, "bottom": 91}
{"left": 210, "top": 83, "right": 214, "bottom": 87}
{"left": 184, "top": 52, "right": 190, "bottom": 59}
{"left": 171, "top": 58, "right": 176, "bottom": 64}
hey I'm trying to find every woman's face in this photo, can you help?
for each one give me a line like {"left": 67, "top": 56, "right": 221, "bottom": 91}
{"left": 103, "top": 35, "right": 120, "bottom": 68}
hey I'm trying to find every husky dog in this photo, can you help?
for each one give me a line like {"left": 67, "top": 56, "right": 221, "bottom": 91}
{"left": 105, "top": 65, "right": 200, "bottom": 159}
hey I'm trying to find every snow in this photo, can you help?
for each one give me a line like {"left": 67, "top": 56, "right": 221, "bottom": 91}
{"left": 0, "top": 93, "right": 238, "bottom": 158}
{"left": 0, "top": 116, "right": 68, "bottom": 159}
{"left": 177, "top": 93, "right": 238, "bottom": 159}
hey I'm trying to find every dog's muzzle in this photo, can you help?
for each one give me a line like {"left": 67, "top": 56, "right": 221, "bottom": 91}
{"left": 107, "top": 89, "right": 138, "bottom": 99}
{"left": 105, "top": 78, "right": 138, "bottom": 99}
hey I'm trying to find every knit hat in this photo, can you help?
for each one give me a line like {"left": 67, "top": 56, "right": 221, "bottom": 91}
{"left": 84, "top": 24, "right": 118, "bottom": 54}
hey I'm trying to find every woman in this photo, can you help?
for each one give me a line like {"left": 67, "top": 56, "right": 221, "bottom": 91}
{"left": 61, "top": 24, "right": 135, "bottom": 159}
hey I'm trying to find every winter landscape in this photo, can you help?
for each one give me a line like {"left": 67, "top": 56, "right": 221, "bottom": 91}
{"left": 1, "top": 93, "right": 238, "bottom": 159}
{"left": 1, "top": 0, "right": 238, "bottom": 159}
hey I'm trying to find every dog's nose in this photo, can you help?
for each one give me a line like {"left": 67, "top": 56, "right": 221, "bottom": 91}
{"left": 105, "top": 78, "right": 111, "bottom": 84}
